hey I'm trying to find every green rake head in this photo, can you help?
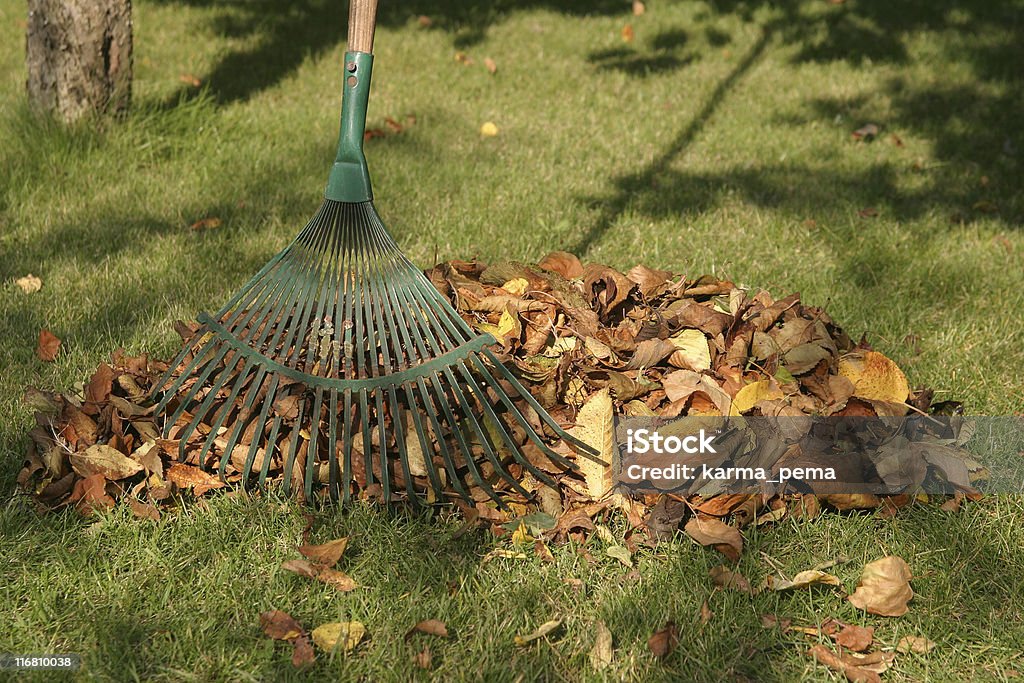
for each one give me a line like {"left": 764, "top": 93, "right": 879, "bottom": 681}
{"left": 151, "top": 1, "right": 600, "bottom": 507}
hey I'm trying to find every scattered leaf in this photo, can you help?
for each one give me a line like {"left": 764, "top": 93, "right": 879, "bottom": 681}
{"left": 684, "top": 516, "right": 743, "bottom": 561}
{"left": 36, "top": 329, "right": 61, "bottom": 362}
{"left": 484, "top": 57, "right": 497, "bottom": 74}
{"left": 835, "top": 624, "right": 874, "bottom": 652}
{"left": 848, "top": 556, "right": 913, "bottom": 616}
{"left": 606, "top": 544, "right": 633, "bottom": 567}
{"left": 852, "top": 123, "right": 879, "bottom": 141}
{"left": 165, "top": 463, "right": 227, "bottom": 496}
{"left": 590, "top": 621, "right": 613, "bottom": 670}
{"left": 632, "top": 1, "right": 646, "bottom": 16}
{"left": 405, "top": 619, "right": 449, "bottom": 640}
{"left": 480, "top": 121, "right": 499, "bottom": 137}
{"left": 189, "top": 217, "right": 222, "bottom": 231}
{"left": 179, "top": 73, "right": 202, "bottom": 87}
{"left": 261, "top": 610, "right": 305, "bottom": 641}
{"left": 809, "top": 643, "right": 881, "bottom": 683}
{"left": 770, "top": 569, "right": 842, "bottom": 592}
{"left": 514, "top": 618, "right": 562, "bottom": 646}
{"left": 896, "top": 635, "right": 936, "bottom": 654}
{"left": 413, "top": 646, "right": 432, "bottom": 669}
{"left": 15, "top": 274, "right": 42, "bottom": 293}
{"left": 647, "top": 622, "right": 678, "bottom": 659}
{"left": 709, "top": 565, "right": 752, "bottom": 593}
{"left": 281, "top": 558, "right": 358, "bottom": 592}
{"left": 297, "top": 537, "right": 349, "bottom": 567}
{"left": 621, "top": 24, "right": 634, "bottom": 42}
{"left": 312, "top": 621, "right": 366, "bottom": 653}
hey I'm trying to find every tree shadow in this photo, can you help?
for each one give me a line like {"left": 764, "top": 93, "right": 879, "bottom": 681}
{"left": 148, "top": 0, "right": 627, "bottom": 107}
{"left": 587, "top": 28, "right": 696, "bottom": 77}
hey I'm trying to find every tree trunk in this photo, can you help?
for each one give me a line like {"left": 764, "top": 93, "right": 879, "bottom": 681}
{"left": 26, "top": 0, "right": 133, "bottom": 123}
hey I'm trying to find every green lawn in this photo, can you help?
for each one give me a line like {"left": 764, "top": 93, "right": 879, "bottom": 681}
{"left": 1, "top": 0, "right": 1022, "bottom": 680}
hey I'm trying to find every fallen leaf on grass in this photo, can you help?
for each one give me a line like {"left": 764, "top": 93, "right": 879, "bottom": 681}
{"left": 709, "top": 565, "right": 752, "bottom": 593}
{"left": 648, "top": 621, "right": 678, "bottom": 659}
{"left": 622, "top": 24, "right": 634, "bottom": 42}
{"left": 179, "top": 73, "right": 202, "bottom": 87}
{"left": 848, "top": 556, "right": 913, "bottom": 616}
{"left": 699, "top": 601, "right": 713, "bottom": 625}
{"left": 127, "top": 498, "right": 161, "bottom": 521}
{"left": 852, "top": 123, "right": 879, "bottom": 141}
{"left": 282, "top": 559, "right": 358, "bottom": 592}
{"left": 405, "top": 619, "right": 449, "bottom": 640}
{"left": 896, "top": 635, "right": 936, "bottom": 654}
{"left": 570, "top": 388, "right": 614, "bottom": 499}
{"left": 835, "top": 624, "right": 875, "bottom": 652}
{"left": 857, "top": 207, "right": 879, "bottom": 218}
{"left": 297, "top": 537, "right": 348, "bottom": 567}
{"left": 70, "top": 444, "right": 144, "bottom": 480}
{"left": 484, "top": 57, "right": 497, "bottom": 74}
{"left": 632, "top": 1, "right": 646, "bottom": 15}
{"left": 260, "top": 610, "right": 315, "bottom": 668}
{"left": 480, "top": 121, "right": 499, "bottom": 137}
{"left": 606, "top": 545, "right": 632, "bottom": 567}
{"left": 590, "top": 621, "right": 613, "bottom": 670}
{"left": 413, "top": 646, "right": 432, "bottom": 669}
{"left": 15, "top": 274, "right": 42, "bottom": 293}
{"left": 684, "top": 516, "right": 743, "bottom": 561}
{"left": 189, "top": 217, "right": 222, "bottom": 231}
{"left": 36, "top": 329, "right": 61, "bottom": 362}
{"left": 312, "top": 621, "right": 366, "bottom": 653}
{"left": 769, "top": 569, "right": 842, "bottom": 592}
{"left": 514, "top": 618, "right": 562, "bottom": 646}
{"left": 809, "top": 644, "right": 882, "bottom": 683}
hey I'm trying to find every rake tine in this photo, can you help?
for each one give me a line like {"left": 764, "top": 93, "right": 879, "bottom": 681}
{"left": 482, "top": 348, "right": 602, "bottom": 462}
{"left": 217, "top": 365, "right": 269, "bottom": 477}
{"left": 257, "top": 415, "right": 283, "bottom": 489}
{"left": 441, "top": 363, "right": 532, "bottom": 500}
{"left": 453, "top": 361, "right": 559, "bottom": 491}
{"left": 200, "top": 360, "right": 262, "bottom": 475}
{"left": 304, "top": 387, "right": 324, "bottom": 501}
{"left": 386, "top": 384, "right": 427, "bottom": 507}
{"left": 241, "top": 373, "right": 279, "bottom": 488}
{"left": 416, "top": 374, "right": 471, "bottom": 501}
{"left": 358, "top": 389, "right": 374, "bottom": 490}
{"left": 328, "top": 388, "right": 340, "bottom": 503}
{"left": 430, "top": 367, "right": 504, "bottom": 507}
{"left": 174, "top": 347, "right": 237, "bottom": 460}
{"left": 281, "top": 399, "right": 307, "bottom": 497}
{"left": 405, "top": 381, "right": 446, "bottom": 500}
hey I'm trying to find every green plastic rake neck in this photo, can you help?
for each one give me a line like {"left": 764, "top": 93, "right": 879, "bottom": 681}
{"left": 152, "top": 0, "right": 599, "bottom": 507}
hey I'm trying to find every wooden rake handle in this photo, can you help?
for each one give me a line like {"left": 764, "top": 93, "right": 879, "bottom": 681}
{"left": 348, "top": 0, "right": 379, "bottom": 54}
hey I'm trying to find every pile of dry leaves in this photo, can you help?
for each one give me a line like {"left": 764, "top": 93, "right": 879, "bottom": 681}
{"left": 18, "top": 251, "right": 981, "bottom": 554}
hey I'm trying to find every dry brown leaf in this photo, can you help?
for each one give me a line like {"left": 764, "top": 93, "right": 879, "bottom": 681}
{"left": 413, "top": 646, "right": 432, "bottom": 669}
{"left": 484, "top": 57, "right": 497, "bottom": 74}
{"left": 769, "top": 569, "right": 842, "bottom": 592}
{"left": 15, "top": 274, "right": 42, "bottom": 293}
{"left": 127, "top": 498, "right": 161, "bottom": 521}
{"left": 538, "top": 251, "right": 584, "bottom": 279}
{"left": 834, "top": 624, "right": 875, "bottom": 652}
{"left": 647, "top": 621, "right": 678, "bottom": 659}
{"left": 684, "top": 516, "right": 743, "bottom": 561}
{"left": 36, "top": 329, "right": 61, "bottom": 362}
{"left": 709, "top": 565, "right": 752, "bottom": 593}
{"left": 405, "top": 619, "right": 449, "bottom": 640}
{"left": 896, "top": 635, "right": 936, "bottom": 654}
{"left": 848, "top": 556, "right": 913, "bottom": 616}
{"left": 282, "top": 559, "right": 358, "bottom": 592}
{"left": 70, "top": 444, "right": 144, "bottom": 480}
{"left": 189, "top": 217, "right": 222, "bottom": 231}
{"left": 297, "top": 537, "right": 349, "bottom": 567}
{"left": 809, "top": 643, "right": 881, "bottom": 683}
{"left": 261, "top": 610, "right": 305, "bottom": 641}
{"left": 632, "top": 0, "right": 646, "bottom": 16}
{"left": 589, "top": 621, "right": 613, "bottom": 670}
{"left": 165, "top": 463, "right": 226, "bottom": 496}
{"left": 622, "top": 24, "right": 634, "bottom": 42}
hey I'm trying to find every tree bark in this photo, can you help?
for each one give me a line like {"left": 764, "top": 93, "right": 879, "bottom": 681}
{"left": 26, "top": 0, "right": 133, "bottom": 123}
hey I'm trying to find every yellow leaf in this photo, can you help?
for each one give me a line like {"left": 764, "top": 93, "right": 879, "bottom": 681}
{"left": 480, "top": 121, "right": 499, "bottom": 136}
{"left": 514, "top": 618, "right": 562, "bottom": 646}
{"left": 668, "top": 328, "right": 711, "bottom": 371}
{"left": 15, "top": 274, "right": 42, "bottom": 294}
{"left": 511, "top": 522, "right": 534, "bottom": 547}
{"left": 312, "top": 622, "right": 365, "bottom": 653}
{"left": 730, "top": 379, "right": 784, "bottom": 415}
{"left": 568, "top": 388, "right": 614, "bottom": 499}
{"left": 590, "top": 622, "right": 613, "bottom": 670}
{"left": 478, "top": 309, "right": 519, "bottom": 339}
{"left": 838, "top": 351, "right": 910, "bottom": 403}
{"left": 896, "top": 635, "right": 936, "bottom": 654}
{"left": 848, "top": 556, "right": 914, "bottom": 616}
{"left": 769, "top": 569, "right": 842, "bottom": 591}
{"left": 501, "top": 277, "right": 529, "bottom": 296}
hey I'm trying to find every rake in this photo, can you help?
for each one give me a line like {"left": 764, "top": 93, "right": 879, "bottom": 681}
{"left": 152, "top": 0, "right": 598, "bottom": 507}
